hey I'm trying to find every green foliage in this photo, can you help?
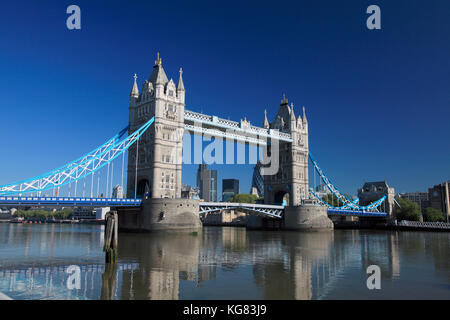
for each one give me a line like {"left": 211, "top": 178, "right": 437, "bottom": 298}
{"left": 227, "top": 193, "right": 259, "bottom": 204}
{"left": 423, "top": 207, "right": 446, "bottom": 222}
{"left": 14, "top": 208, "right": 73, "bottom": 220}
{"left": 321, "top": 194, "right": 344, "bottom": 207}
{"left": 395, "top": 197, "right": 422, "bottom": 221}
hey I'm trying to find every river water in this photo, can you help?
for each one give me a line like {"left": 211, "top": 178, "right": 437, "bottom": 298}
{"left": 0, "top": 223, "right": 448, "bottom": 300}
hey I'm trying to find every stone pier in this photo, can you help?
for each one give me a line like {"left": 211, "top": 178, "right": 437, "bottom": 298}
{"left": 117, "top": 198, "right": 202, "bottom": 232}
{"left": 283, "top": 204, "right": 333, "bottom": 231}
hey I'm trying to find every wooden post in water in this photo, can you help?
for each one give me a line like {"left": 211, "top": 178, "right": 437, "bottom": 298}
{"left": 103, "top": 211, "right": 118, "bottom": 264}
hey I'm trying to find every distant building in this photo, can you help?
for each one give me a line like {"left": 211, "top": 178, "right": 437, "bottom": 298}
{"left": 0, "top": 208, "right": 12, "bottom": 219}
{"left": 428, "top": 181, "right": 450, "bottom": 220}
{"left": 250, "top": 161, "right": 264, "bottom": 198}
{"left": 71, "top": 207, "right": 96, "bottom": 220}
{"left": 358, "top": 181, "right": 395, "bottom": 216}
{"left": 112, "top": 185, "right": 124, "bottom": 198}
{"left": 181, "top": 184, "right": 200, "bottom": 199}
{"left": 398, "top": 192, "right": 429, "bottom": 212}
{"left": 72, "top": 207, "right": 110, "bottom": 220}
{"left": 197, "top": 164, "right": 218, "bottom": 202}
{"left": 314, "top": 184, "right": 331, "bottom": 199}
{"left": 95, "top": 207, "right": 110, "bottom": 220}
{"left": 222, "top": 179, "right": 239, "bottom": 202}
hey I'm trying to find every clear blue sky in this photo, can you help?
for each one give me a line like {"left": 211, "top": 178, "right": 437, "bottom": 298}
{"left": 0, "top": 0, "right": 449, "bottom": 197}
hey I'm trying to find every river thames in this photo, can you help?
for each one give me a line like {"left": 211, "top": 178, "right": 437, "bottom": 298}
{"left": 0, "top": 223, "right": 448, "bottom": 300}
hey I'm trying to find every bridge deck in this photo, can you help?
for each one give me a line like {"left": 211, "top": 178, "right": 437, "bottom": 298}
{"left": 327, "top": 208, "right": 387, "bottom": 217}
{"left": 0, "top": 196, "right": 142, "bottom": 207}
{"left": 0, "top": 196, "right": 387, "bottom": 218}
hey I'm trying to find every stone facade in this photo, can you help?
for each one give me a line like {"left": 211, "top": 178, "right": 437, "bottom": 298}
{"left": 358, "top": 181, "right": 395, "bottom": 217}
{"left": 263, "top": 95, "right": 309, "bottom": 206}
{"left": 428, "top": 181, "right": 450, "bottom": 218}
{"left": 127, "top": 54, "right": 185, "bottom": 199}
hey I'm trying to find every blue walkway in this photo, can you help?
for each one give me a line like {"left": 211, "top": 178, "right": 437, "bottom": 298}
{"left": 0, "top": 196, "right": 141, "bottom": 207}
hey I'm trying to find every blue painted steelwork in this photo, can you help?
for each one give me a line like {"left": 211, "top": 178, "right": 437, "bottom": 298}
{"left": 0, "top": 127, "right": 128, "bottom": 190}
{"left": 327, "top": 208, "right": 387, "bottom": 217}
{"left": 0, "top": 196, "right": 142, "bottom": 207}
{"left": 0, "top": 118, "right": 154, "bottom": 196}
{"left": 309, "top": 187, "right": 360, "bottom": 209}
{"left": 308, "top": 152, "right": 387, "bottom": 211}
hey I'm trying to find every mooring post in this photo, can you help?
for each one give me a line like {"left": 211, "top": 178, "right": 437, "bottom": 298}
{"left": 100, "top": 262, "right": 117, "bottom": 300}
{"left": 103, "top": 211, "right": 118, "bottom": 263}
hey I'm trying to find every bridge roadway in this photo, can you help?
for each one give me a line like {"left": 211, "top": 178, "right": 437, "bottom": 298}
{"left": 0, "top": 196, "right": 387, "bottom": 218}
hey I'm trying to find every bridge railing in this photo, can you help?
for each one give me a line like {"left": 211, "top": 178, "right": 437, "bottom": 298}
{"left": 397, "top": 220, "right": 450, "bottom": 229}
{"left": 0, "top": 196, "right": 142, "bottom": 207}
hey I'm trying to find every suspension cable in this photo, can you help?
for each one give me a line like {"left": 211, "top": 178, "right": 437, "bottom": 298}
{"left": 111, "top": 162, "right": 114, "bottom": 198}
{"left": 134, "top": 137, "right": 139, "bottom": 199}
{"left": 90, "top": 172, "right": 94, "bottom": 198}
{"left": 121, "top": 151, "right": 125, "bottom": 197}
{"left": 97, "top": 173, "right": 100, "bottom": 197}
{"left": 106, "top": 160, "right": 110, "bottom": 198}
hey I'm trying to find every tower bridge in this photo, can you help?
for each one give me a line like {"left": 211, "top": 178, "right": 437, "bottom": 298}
{"left": 0, "top": 54, "right": 390, "bottom": 230}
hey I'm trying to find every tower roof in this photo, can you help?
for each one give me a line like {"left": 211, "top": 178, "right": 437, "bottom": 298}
{"left": 274, "top": 93, "right": 292, "bottom": 129}
{"left": 149, "top": 52, "right": 169, "bottom": 85}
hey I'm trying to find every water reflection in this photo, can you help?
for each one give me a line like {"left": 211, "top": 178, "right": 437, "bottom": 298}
{"left": 119, "top": 232, "right": 200, "bottom": 300}
{"left": 0, "top": 224, "right": 449, "bottom": 299}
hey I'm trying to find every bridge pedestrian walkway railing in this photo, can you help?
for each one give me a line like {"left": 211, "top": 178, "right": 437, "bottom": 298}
{"left": 396, "top": 220, "right": 450, "bottom": 230}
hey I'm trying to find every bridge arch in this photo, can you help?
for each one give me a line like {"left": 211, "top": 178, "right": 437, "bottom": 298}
{"left": 137, "top": 179, "right": 150, "bottom": 198}
{"left": 274, "top": 190, "right": 290, "bottom": 206}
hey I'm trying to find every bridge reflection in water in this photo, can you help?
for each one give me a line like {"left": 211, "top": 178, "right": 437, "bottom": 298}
{"left": 0, "top": 224, "right": 449, "bottom": 300}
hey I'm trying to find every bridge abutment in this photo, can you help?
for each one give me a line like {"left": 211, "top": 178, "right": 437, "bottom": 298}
{"left": 118, "top": 198, "right": 202, "bottom": 232}
{"left": 283, "top": 204, "right": 333, "bottom": 231}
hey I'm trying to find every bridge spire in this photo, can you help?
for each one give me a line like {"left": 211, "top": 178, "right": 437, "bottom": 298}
{"left": 154, "top": 52, "right": 162, "bottom": 66}
{"left": 281, "top": 93, "right": 288, "bottom": 105}
{"left": 290, "top": 103, "right": 296, "bottom": 120}
{"left": 302, "top": 106, "right": 308, "bottom": 124}
{"left": 130, "top": 73, "right": 139, "bottom": 98}
{"left": 263, "top": 109, "right": 269, "bottom": 128}
{"left": 177, "top": 67, "right": 185, "bottom": 91}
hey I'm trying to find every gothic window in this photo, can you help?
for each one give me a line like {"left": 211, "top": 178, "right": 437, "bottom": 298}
{"left": 165, "top": 104, "right": 176, "bottom": 120}
{"left": 169, "top": 90, "right": 174, "bottom": 97}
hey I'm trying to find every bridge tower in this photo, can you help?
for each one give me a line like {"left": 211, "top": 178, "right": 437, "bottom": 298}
{"left": 263, "top": 95, "right": 309, "bottom": 206}
{"left": 127, "top": 54, "right": 185, "bottom": 199}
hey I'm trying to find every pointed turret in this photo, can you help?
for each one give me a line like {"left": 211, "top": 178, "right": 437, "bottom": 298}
{"left": 177, "top": 68, "right": 185, "bottom": 91}
{"left": 302, "top": 106, "right": 308, "bottom": 124}
{"left": 130, "top": 73, "right": 139, "bottom": 98}
{"left": 263, "top": 109, "right": 269, "bottom": 128}
{"left": 290, "top": 103, "right": 296, "bottom": 120}
{"left": 290, "top": 103, "right": 297, "bottom": 130}
{"left": 297, "top": 114, "right": 303, "bottom": 129}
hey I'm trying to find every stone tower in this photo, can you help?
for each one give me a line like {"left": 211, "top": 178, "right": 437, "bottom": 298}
{"left": 127, "top": 54, "right": 185, "bottom": 199}
{"left": 263, "top": 95, "right": 309, "bottom": 206}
